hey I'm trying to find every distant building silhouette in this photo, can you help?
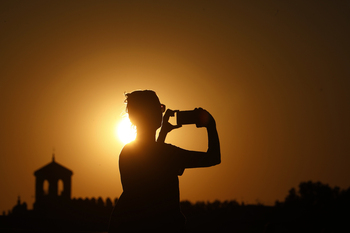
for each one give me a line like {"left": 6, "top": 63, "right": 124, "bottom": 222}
{"left": 3, "top": 154, "right": 116, "bottom": 231}
{"left": 33, "top": 154, "right": 73, "bottom": 214}
{"left": 11, "top": 196, "right": 27, "bottom": 216}
{"left": 3, "top": 159, "right": 349, "bottom": 233}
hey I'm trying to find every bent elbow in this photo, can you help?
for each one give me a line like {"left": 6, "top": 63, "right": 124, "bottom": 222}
{"left": 211, "top": 152, "right": 221, "bottom": 166}
{"left": 214, "top": 157, "right": 221, "bottom": 166}
{"left": 206, "top": 149, "right": 221, "bottom": 166}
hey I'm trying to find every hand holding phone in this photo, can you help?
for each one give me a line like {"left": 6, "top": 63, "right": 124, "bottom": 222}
{"left": 176, "top": 108, "right": 211, "bottom": 128}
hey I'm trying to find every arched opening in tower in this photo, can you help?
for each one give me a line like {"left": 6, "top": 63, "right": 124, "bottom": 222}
{"left": 58, "top": 179, "right": 64, "bottom": 196}
{"left": 43, "top": 180, "right": 49, "bottom": 195}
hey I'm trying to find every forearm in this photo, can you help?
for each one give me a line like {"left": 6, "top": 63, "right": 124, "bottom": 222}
{"left": 157, "top": 129, "right": 167, "bottom": 143}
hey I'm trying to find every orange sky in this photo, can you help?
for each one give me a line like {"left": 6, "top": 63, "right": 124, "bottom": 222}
{"left": 1, "top": 1, "right": 350, "bottom": 214}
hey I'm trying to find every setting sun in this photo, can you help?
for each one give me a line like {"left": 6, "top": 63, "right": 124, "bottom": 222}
{"left": 117, "top": 116, "right": 136, "bottom": 144}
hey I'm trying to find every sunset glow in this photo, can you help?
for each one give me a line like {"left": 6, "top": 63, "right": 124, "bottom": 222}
{"left": 1, "top": 0, "right": 350, "bottom": 216}
{"left": 117, "top": 116, "right": 136, "bottom": 144}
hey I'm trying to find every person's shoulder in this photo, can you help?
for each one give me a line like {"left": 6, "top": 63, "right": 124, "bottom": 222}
{"left": 119, "top": 142, "right": 136, "bottom": 157}
{"left": 122, "top": 141, "right": 138, "bottom": 150}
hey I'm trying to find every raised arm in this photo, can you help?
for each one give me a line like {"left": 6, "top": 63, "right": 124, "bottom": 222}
{"left": 205, "top": 114, "right": 221, "bottom": 165}
{"left": 184, "top": 109, "right": 221, "bottom": 168}
{"left": 157, "top": 109, "right": 181, "bottom": 143}
{"left": 158, "top": 108, "right": 221, "bottom": 169}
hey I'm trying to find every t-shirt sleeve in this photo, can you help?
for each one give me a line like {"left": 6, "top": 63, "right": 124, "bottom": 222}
{"left": 163, "top": 143, "right": 205, "bottom": 176}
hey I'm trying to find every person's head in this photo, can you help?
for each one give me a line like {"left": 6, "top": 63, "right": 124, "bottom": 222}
{"left": 125, "top": 90, "right": 165, "bottom": 132}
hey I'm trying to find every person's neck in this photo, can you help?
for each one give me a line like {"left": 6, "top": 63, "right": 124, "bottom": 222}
{"left": 135, "top": 129, "right": 156, "bottom": 144}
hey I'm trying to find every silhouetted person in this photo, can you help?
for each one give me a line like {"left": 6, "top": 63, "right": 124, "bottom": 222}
{"left": 109, "top": 90, "right": 220, "bottom": 232}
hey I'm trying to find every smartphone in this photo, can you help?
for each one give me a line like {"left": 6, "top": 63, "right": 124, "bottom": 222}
{"left": 176, "top": 110, "right": 198, "bottom": 126}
